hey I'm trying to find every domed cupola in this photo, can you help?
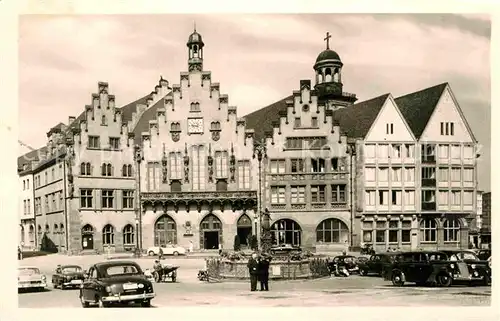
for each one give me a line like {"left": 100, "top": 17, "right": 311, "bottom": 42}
{"left": 187, "top": 25, "right": 204, "bottom": 72}
{"left": 313, "top": 32, "right": 357, "bottom": 108}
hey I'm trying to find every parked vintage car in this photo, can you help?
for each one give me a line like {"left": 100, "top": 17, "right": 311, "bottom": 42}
{"left": 146, "top": 244, "right": 186, "bottom": 256}
{"left": 269, "top": 244, "right": 302, "bottom": 255}
{"left": 358, "top": 253, "right": 399, "bottom": 276}
{"left": 52, "top": 265, "right": 85, "bottom": 289}
{"left": 439, "top": 250, "right": 491, "bottom": 286}
{"left": 328, "top": 255, "right": 359, "bottom": 274}
{"left": 18, "top": 266, "right": 47, "bottom": 291}
{"left": 79, "top": 261, "right": 155, "bottom": 308}
{"left": 384, "top": 251, "right": 485, "bottom": 287}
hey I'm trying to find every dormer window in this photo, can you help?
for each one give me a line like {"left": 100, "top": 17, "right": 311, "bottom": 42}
{"left": 190, "top": 102, "right": 201, "bottom": 112}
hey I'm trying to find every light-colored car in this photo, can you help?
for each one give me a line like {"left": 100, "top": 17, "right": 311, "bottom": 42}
{"left": 147, "top": 244, "right": 186, "bottom": 256}
{"left": 18, "top": 266, "right": 47, "bottom": 291}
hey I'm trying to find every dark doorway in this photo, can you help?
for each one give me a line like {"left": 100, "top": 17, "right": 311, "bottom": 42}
{"left": 237, "top": 214, "right": 253, "bottom": 247}
{"left": 216, "top": 179, "right": 228, "bottom": 191}
{"left": 82, "top": 234, "right": 94, "bottom": 250}
{"left": 204, "top": 231, "right": 219, "bottom": 250}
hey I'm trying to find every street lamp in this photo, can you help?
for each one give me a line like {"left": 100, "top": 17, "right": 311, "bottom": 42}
{"left": 134, "top": 145, "right": 143, "bottom": 257}
{"left": 253, "top": 141, "right": 267, "bottom": 250}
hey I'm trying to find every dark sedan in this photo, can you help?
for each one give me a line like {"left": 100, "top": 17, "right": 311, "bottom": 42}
{"left": 440, "top": 250, "right": 491, "bottom": 286}
{"left": 358, "top": 253, "right": 399, "bottom": 276}
{"left": 52, "top": 265, "right": 85, "bottom": 289}
{"left": 329, "top": 255, "right": 360, "bottom": 274}
{"left": 79, "top": 261, "right": 155, "bottom": 308}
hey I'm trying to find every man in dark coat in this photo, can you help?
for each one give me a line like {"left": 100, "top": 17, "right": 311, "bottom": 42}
{"left": 258, "top": 255, "right": 270, "bottom": 291}
{"left": 247, "top": 253, "right": 259, "bottom": 291}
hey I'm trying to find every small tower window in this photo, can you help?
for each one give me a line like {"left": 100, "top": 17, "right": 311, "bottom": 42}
{"left": 333, "top": 68, "right": 340, "bottom": 82}
{"left": 193, "top": 45, "right": 198, "bottom": 54}
{"left": 190, "top": 102, "right": 201, "bottom": 112}
{"left": 101, "top": 115, "right": 107, "bottom": 126}
{"left": 325, "top": 68, "right": 332, "bottom": 82}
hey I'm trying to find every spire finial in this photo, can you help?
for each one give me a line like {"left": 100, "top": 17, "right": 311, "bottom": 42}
{"left": 324, "top": 31, "right": 331, "bottom": 50}
{"left": 194, "top": 21, "right": 196, "bottom": 32}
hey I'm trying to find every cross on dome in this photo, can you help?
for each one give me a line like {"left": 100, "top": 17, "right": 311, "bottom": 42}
{"left": 324, "top": 32, "right": 331, "bottom": 50}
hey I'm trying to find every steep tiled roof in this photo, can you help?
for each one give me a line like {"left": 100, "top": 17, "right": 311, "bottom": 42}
{"left": 394, "top": 83, "right": 447, "bottom": 138}
{"left": 243, "top": 95, "right": 293, "bottom": 142}
{"left": 132, "top": 98, "right": 165, "bottom": 145}
{"left": 120, "top": 94, "right": 152, "bottom": 123}
{"left": 17, "top": 147, "right": 47, "bottom": 173}
{"left": 332, "top": 94, "right": 390, "bottom": 138}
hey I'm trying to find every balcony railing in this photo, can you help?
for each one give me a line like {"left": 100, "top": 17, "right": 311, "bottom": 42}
{"left": 421, "top": 178, "right": 436, "bottom": 187}
{"left": 422, "top": 202, "right": 436, "bottom": 211}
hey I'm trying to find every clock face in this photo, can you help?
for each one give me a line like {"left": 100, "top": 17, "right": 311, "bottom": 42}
{"left": 187, "top": 118, "right": 204, "bottom": 134}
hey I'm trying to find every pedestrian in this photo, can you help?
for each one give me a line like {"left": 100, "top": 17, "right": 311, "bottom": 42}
{"left": 18, "top": 246, "right": 22, "bottom": 260}
{"left": 189, "top": 240, "right": 194, "bottom": 253}
{"left": 258, "top": 255, "right": 270, "bottom": 291}
{"left": 158, "top": 247, "right": 164, "bottom": 260}
{"left": 247, "top": 253, "right": 259, "bottom": 291}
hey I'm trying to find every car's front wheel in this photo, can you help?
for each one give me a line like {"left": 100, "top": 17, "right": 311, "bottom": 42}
{"left": 148, "top": 251, "right": 155, "bottom": 256}
{"left": 173, "top": 251, "right": 179, "bottom": 256}
{"left": 141, "top": 300, "right": 151, "bottom": 307}
{"left": 436, "top": 272, "right": 452, "bottom": 287}
{"left": 359, "top": 269, "right": 367, "bottom": 276}
{"left": 391, "top": 271, "right": 405, "bottom": 286}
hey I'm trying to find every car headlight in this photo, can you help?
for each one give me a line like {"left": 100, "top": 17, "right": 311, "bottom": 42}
{"left": 138, "top": 283, "right": 144, "bottom": 288}
{"left": 471, "top": 264, "right": 476, "bottom": 269}
{"left": 41, "top": 275, "right": 46, "bottom": 281}
{"left": 105, "top": 286, "right": 112, "bottom": 292}
{"left": 449, "top": 264, "right": 455, "bottom": 269}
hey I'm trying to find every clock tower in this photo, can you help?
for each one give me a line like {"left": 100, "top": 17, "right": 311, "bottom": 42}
{"left": 187, "top": 25, "right": 204, "bottom": 73}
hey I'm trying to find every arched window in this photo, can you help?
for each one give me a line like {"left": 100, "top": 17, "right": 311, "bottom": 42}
{"left": 271, "top": 219, "right": 302, "bottom": 247}
{"left": 154, "top": 215, "right": 177, "bottom": 246}
{"left": 80, "top": 162, "right": 92, "bottom": 175}
{"left": 82, "top": 224, "right": 93, "bottom": 234}
{"left": 123, "top": 225, "right": 134, "bottom": 246}
{"left": 45, "top": 224, "right": 50, "bottom": 235}
{"left": 37, "top": 225, "right": 42, "bottom": 240}
{"left": 199, "top": 214, "right": 222, "bottom": 250}
{"left": 444, "top": 218, "right": 460, "bottom": 242}
{"left": 333, "top": 68, "right": 340, "bottom": 82}
{"left": 28, "top": 225, "right": 34, "bottom": 245}
{"left": 102, "top": 163, "right": 113, "bottom": 176}
{"left": 20, "top": 225, "right": 25, "bottom": 244}
{"left": 101, "top": 115, "right": 107, "bottom": 126}
{"left": 420, "top": 218, "right": 437, "bottom": 242}
{"left": 122, "top": 164, "right": 133, "bottom": 177}
{"left": 316, "top": 218, "right": 349, "bottom": 243}
{"left": 102, "top": 224, "right": 115, "bottom": 245}
{"left": 60, "top": 224, "right": 64, "bottom": 234}
{"left": 325, "top": 68, "right": 332, "bottom": 82}
{"left": 54, "top": 224, "right": 59, "bottom": 234}
{"left": 170, "top": 122, "right": 181, "bottom": 131}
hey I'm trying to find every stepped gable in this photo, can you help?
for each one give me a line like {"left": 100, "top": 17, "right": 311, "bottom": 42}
{"left": 394, "top": 82, "right": 448, "bottom": 138}
{"left": 243, "top": 95, "right": 293, "bottom": 143}
{"left": 131, "top": 92, "right": 173, "bottom": 145}
{"left": 332, "top": 93, "right": 390, "bottom": 139}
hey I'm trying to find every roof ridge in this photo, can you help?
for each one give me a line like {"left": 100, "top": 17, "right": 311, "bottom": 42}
{"left": 395, "top": 82, "right": 448, "bottom": 100}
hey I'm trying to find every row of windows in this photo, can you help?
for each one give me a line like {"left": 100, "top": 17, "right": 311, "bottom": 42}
{"left": 269, "top": 157, "right": 347, "bottom": 174}
{"left": 422, "top": 167, "right": 474, "bottom": 182}
{"left": 362, "top": 218, "right": 461, "bottom": 243}
{"left": 34, "top": 190, "right": 64, "bottom": 215}
{"left": 285, "top": 136, "right": 327, "bottom": 150}
{"left": 146, "top": 150, "right": 251, "bottom": 191}
{"left": 365, "top": 167, "right": 415, "bottom": 182}
{"left": 22, "top": 199, "right": 31, "bottom": 215}
{"left": 293, "top": 117, "right": 319, "bottom": 128}
{"left": 80, "top": 189, "right": 134, "bottom": 209}
{"left": 365, "top": 189, "right": 475, "bottom": 207}
{"left": 423, "top": 190, "right": 475, "bottom": 205}
{"left": 364, "top": 143, "right": 475, "bottom": 160}
{"left": 34, "top": 164, "right": 63, "bottom": 188}
{"left": 82, "top": 224, "right": 135, "bottom": 245}
{"left": 271, "top": 184, "right": 347, "bottom": 204}
{"left": 79, "top": 163, "right": 134, "bottom": 177}
{"left": 87, "top": 136, "right": 121, "bottom": 150}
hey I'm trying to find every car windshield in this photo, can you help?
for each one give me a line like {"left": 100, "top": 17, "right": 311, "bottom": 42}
{"left": 105, "top": 264, "right": 141, "bottom": 277}
{"left": 428, "top": 253, "right": 447, "bottom": 261}
{"left": 19, "top": 268, "right": 40, "bottom": 275}
{"left": 62, "top": 266, "right": 82, "bottom": 273}
{"left": 450, "top": 252, "right": 479, "bottom": 261}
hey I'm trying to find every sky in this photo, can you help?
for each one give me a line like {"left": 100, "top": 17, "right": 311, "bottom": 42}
{"left": 18, "top": 14, "right": 491, "bottom": 191}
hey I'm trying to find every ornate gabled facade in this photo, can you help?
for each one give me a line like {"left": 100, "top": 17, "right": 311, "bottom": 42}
{"left": 257, "top": 79, "right": 353, "bottom": 251}
{"left": 17, "top": 29, "right": 481, "bottom": 254}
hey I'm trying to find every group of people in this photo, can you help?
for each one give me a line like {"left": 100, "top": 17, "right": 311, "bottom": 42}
{"left": 247, "top": 253, "right": 270, "bottom": 291}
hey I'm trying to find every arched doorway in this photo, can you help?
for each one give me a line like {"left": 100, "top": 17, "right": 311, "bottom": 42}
{"left": 271, "top": 219, "right": 302, "bottom": 246}
{"left": 316, "top": 218, "right": 349, "bottom": 243}
{"left": 237, "top": 214, "right": 252, "bottom": 247}
{"left": 200, "top": 214, "right": 222, "bottom": 250}
{"left": 81, "top": 224, "right": 94, "bottom": 250}
{"left": 20, "top": 225, "right": 25, "bottom": 245}
{"left": 154, "top": 215, "right": 177, "bottom": 246}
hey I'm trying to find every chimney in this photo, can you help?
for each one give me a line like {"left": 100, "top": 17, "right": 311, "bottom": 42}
{"left": 68, "top": 116, "right": 76, "bottom": 125}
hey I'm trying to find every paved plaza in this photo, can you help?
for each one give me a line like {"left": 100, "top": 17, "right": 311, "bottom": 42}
{"left": 18, "top": 254, "right": 491, "bottom": 307}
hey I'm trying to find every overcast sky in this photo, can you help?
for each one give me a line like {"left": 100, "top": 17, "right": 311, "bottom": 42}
{"left": 18, "top": 14, "right": 491, "bottom": 191}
